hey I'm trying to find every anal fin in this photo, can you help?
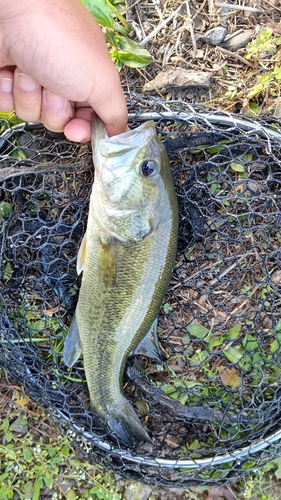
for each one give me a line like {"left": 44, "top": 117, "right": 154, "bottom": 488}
{"left": 133, "top": 319, "right": 164, "bottom": 363}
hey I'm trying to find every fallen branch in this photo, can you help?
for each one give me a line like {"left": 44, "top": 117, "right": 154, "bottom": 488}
{"left": 216, "top": 46, "right": 254, "bottom": 68}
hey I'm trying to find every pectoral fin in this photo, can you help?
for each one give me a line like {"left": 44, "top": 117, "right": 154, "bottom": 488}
{"left": 77, "top": 232, "right": 88, "bottom": 275}
{"left": 63, "top": 314, "right": 82, "bottom": 367}
{"left": 133, "top": 319, "right": 164, "bottom": 363}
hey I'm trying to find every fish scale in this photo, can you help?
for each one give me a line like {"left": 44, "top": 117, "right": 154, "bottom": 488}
{"left": 63, "top": 116, "right": 178, "bottom": 446}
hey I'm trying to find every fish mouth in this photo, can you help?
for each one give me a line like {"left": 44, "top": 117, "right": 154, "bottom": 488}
{"left": 98, "top": 121, "right": 157, "bottom": 160}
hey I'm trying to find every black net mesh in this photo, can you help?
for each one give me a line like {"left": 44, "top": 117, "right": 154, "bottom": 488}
{"left": 1, "top": 94, "right": 281, "bottom": 487}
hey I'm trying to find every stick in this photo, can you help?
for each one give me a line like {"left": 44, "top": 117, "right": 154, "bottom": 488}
{"left": 185, "top": 0, "right": 197, "bottom": 56}
{"left": 216, "top": 46, "right": 254, "bottom": 68}
{"left": 215, "top": 2, "right": 265, "bottom": 12}
{"left": 139, "top": 4, "right": 182, "bottom": 46}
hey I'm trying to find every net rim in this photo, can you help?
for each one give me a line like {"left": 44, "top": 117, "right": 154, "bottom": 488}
{"left": 1, "top": 107, "right": 281, "bottom": 472}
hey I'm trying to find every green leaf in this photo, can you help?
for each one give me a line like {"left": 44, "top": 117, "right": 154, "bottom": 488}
{"left": 10, "top": 148, "right": 26, "bottom": 160}
{"left": 230, "top": 162, "right": 244, "bottom": 173}
{"left": 115, "top": 51, "right": 153, "bottom": 68}
{"left": 161, "top": 383, "right": 176, "bottom": 395}
{"left": 227, "top": 324, "right": 242, "bottom": 339}
{"left": 80, "top": 0, "right": 114, "bottom": 28}
{"left": 179, "top": 394, "right": 188, "bottom": 404}
{"left": 5, "top": 431, "right": 13, "bottom": 442}
{"left": 248, "top": 102, "right": 261, "bottom": 115}
{"left": 32, "top": 479, "right": 42, "bottom": 500}
{"left": 1, "top": 418, "right": 10, "bottom": 431}
{"left": 61, "top": 446, "right": 70, "bottom": 457}
{"left": 273, "top": 66, "right": 281, "bottom": 80}
{"left": 115, "top": 35, "right": 151, "bottom": 57}
{"left": 205, "top": 145, "right": 225, "bottom": 154}
{"left": 186, "top": 324, "right": 210, "bottom": 339}
{"left": 67, "top": 490, "right": 77, "bottom": 500}
{"left": 47, "top": 446, "right": 56, "bottom": 457}
{"left": 273, "top": 457, "right": 281, "bottom": 479}
{"left": 189, "top": 439, "right": 200, "bottom": 450}
{"left": 242, "top": 334, "right": 258, "bottom": 350}
{"left": 0, "top": 202, "right": 12, "bottom": 218}
{"left": 223, "top": 346, "right": 243, "bottom": 363}
{"left": 162, "top": 303, "right": 174, "bottom": 314}
{"left": 209, "top": 335, "right": 225, "bottom": 350}
{"left": 24, "top": 448, "right": 32, "bottom": 461}
{"left": 112, "top": 36, "right": 153, "bottom": 67}
{"left": 43, "top": 472, "right": 53, "bottom": 489}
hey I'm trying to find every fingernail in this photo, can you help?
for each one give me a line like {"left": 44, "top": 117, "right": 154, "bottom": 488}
{"left": 18, "top": 73, "right": 38, "bottom": 92}
{"left": 45, "top": 90, "right": 65, "bottom": 110}
{"left": 0, "top": 77, "right": 13, "bottom": 93}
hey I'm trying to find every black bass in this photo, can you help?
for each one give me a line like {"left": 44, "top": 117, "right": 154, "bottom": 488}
{"left": 63, "top": 116, "right": 178, "bottom": 446}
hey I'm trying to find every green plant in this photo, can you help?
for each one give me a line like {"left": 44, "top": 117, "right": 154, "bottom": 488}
{"left": 245, "top": 27, "right": 281, "bottom": 64}
{"left": 79, "top": 0, "right": 153, "bottom": 70}
{"left": 223, "top": 26, "right": 281, "bottom": 114}
{"left": 243, "top": 458, "right": 281, "bottom": 499}
{"left": 0, "top": 401, "right": 121, "bottom": 500}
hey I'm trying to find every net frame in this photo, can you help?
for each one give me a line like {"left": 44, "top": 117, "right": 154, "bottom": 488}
{"left": 1, "top": 94, "right": 281, "bottom": 487}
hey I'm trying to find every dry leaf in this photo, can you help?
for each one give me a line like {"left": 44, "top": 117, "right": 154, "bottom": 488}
{"left": 219, "top": 367, "right": 241, "bottom": 388}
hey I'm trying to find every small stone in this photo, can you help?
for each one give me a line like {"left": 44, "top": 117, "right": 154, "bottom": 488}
{"left": 57, "top": 477, "right": 76, "bottom": 494}
{"left": 10, "top": 415, "right": 28, "bottom": 434}
{"left": 143, "top": 68, "right": 211, "bottom": 93}
{"left": 275, "top": 102, "right": 281, "bottom": 119}
{"left": 218, "top": 6, "right": 229, "bottom": 14}
{"left": 204, "top": 26, "right": 227, "bottom": 46}
{"left": 221, "top": 30, "right": 253, "bottom": 51}
{"left": 123, "top": 482, "right": 152, "bottom": 500}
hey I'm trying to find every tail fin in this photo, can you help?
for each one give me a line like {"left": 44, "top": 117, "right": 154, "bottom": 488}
{"left": 105, "top": 396, "right": 153, "bottom": 447}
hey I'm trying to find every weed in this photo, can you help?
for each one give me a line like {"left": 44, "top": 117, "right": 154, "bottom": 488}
{"left": 0, "top": 397, "right": 121, "bottom": 500}
{"left": 79, "top": 0, "right": 152, "bottom": 70}
{"left": 242, "top": 458, "right": 281, "bottom": 499}
{"left": 223, "top": 26, "right": 281, "bottom": 114}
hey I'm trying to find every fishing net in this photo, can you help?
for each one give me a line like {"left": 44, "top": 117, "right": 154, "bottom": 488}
{"left": 1, "top": 93, "right": 281, "bottom": 488}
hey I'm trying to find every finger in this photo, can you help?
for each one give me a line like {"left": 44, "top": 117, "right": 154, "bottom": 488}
{"left": 41, "top": 89, "right": 74, "bottom": 132}
{"left": 13, "top": 68, "right": 42, "bottom": 122}
{"left": 63, "top": 106, "right": 93, "bottom": 142}
{"left": 87, "top": 66, "right": 128, "bottom": 137}
{"left": 0, "top": 69, "right": 14, "bottom": 112}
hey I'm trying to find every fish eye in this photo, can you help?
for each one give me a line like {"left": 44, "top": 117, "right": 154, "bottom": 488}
{"left": 141, "top": 160, "right": 157, "bottom": 177}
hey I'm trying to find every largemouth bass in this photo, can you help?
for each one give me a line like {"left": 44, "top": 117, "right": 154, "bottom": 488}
{"left": 63, "top": 116, "right": 178, "bottom": 446}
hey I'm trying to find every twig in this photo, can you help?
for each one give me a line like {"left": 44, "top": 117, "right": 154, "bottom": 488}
{"left": 216, "top": 46, "right": 254, "bottom": 69}
{"left": 208, "top": 0, "right": 215, "bottom": 14}
{"left": 126, "top": 363, "right": 239, "bottom": 424}
{"left": 185, "top": 0, "right": 197, "bottom": 56}
{"left": 215, "top": 2, "right": 266, "bottom": 12}
{"left": 0, "top": 158, "right": 93, "bottom": 182}
{"left": 139, "top": 4, "right": 182, "bottom": 46}
{"left": 209, "top": 256, "right": 246, "bottom": 286}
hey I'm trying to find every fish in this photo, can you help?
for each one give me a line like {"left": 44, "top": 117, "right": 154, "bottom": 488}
{"left": 63, "top": 115, "right": 179, "bottom": 447}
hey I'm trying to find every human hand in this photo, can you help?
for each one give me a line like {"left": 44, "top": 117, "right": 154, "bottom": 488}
{"left": 0, "top": 0, "right": 128, "bottom": 141}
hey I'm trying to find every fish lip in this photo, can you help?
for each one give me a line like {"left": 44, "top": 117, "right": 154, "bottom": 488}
{"left": 96, "top": 121, "right": 157, "bottom": 162}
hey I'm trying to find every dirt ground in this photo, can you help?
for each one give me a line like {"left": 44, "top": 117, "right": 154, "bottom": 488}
{"left": 121, "top": 0, "right": 280, "bottom": 114}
